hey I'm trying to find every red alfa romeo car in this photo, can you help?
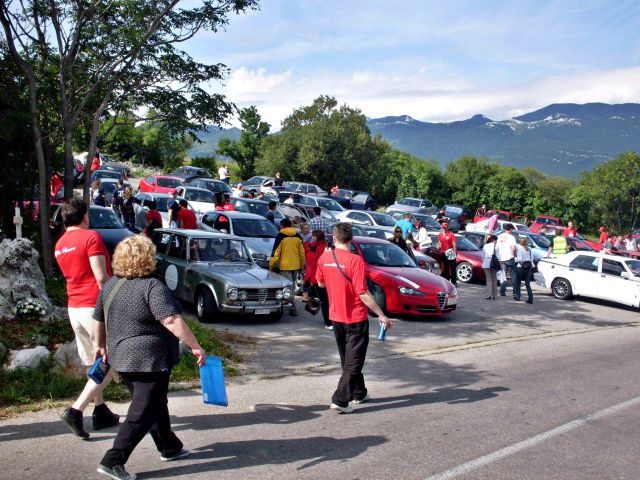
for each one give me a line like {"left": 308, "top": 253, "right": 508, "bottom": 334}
{"left": 138, "top": 175, "right": 183, "bottom": 194}
{"left": 350, "top": 237, "right": 458, "bottom": 317}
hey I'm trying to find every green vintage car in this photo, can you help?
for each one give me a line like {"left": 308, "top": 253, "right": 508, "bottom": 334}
{"left": 151, "top": 229, "right": 294, "bottom": 322}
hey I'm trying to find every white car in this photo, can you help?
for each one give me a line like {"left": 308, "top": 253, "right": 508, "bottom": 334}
{"left": 535, "top": 251, "right": 640, "bottom": 307}
{"left": 175, "top": 186, "right": 216, "bottom": 215}
{"left": 335, "top": 210, "right": 397, "bottom": 229}
{"left": 465, "top": 218, "right": 530, "bottom": 234}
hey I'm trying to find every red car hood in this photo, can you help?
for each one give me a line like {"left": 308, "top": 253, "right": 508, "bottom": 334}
{"left": 369, "top": 266, "right": 455, "bottom": 293}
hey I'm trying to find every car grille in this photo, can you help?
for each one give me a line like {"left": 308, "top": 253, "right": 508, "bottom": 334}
{"left": 246, "top": 289, "right": 277, "bottom": 303}
{"left": 437, "top": 292, "right": 447, "bottom": 309}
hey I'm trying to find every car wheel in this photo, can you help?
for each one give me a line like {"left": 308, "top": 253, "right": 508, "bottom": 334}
{"left": 456, "top": 261, "right": 474, "bottom": 283}
{"left": 551, "top": 277, "right": 573, "bottom": 300}
{"left": 370, "top": 284, "right": 386, "bottom": 316}
{"left": 196, "top": 288, "right": 219, "bottom": 323}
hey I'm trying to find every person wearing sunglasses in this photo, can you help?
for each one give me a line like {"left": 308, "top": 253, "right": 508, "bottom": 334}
{"left": 390, "top": 227, "right": 417, "bottom": 263}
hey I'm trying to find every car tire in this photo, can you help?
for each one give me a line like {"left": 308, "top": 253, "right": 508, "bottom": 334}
{"left": 370, "top": 284, "right": 386, "bottom": 316}
{"left": 551, "top": 277, "right": 573, "bottom": 300}
{"left": 196, "top": 287, "right": 219, "bottom": 323}
{"left": 456, "top": 261, "right": 474, "bottom": 283}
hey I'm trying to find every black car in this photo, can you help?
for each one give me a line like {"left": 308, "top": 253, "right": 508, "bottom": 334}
{"left": 170, "top": 166, "right": 212, "bottom": 183}
{"left": 335, "top": 189, "right": 377, "bottom": 210}
{"left": 230, "top": 197, "right": 285, "bottom": 223}
{"left": 90, "top": 169, "right": 124, "bottom": 184}
{"left": 327, "top": 194, "right": 352, "bottom": 209}
{"left": 187, "top": 178, "right": 232, "bottom": 195}
{"left": 443, "top": 204, "right": 473, "bottom": 232}
{"left": 100, "top": 162, "right": 129, "bottom": 179}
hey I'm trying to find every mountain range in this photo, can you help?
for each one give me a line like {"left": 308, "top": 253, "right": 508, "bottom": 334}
{"left": 189, "top": 103, "right": 640, "bottom": 177}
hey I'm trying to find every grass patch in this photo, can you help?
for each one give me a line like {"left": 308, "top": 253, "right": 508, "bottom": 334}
{"left": 0, "top": 316, "right": 74, "bottom": 350}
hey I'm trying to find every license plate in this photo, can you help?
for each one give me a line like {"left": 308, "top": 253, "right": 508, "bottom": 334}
{"left": 447, "top": 297, "right": 458, "bottom": 306}
{"left": 255, "top": 309, "right": 271, "bottom": 315}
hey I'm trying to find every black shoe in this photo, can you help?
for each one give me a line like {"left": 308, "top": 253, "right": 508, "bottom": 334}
{"left": 93, "top": 404, "right": 120, "bottom": 430}
{"left": 513, "top": 297, "right": 520, "bottom": 301}
{"left": 97, "top": 464, "right": 137, "bottom": 480}
{"left": 61, "top": 407, "right": 89, "bottom": 438}
{"left": 485, "top": 296, "right": 491, "bottom": 300}
{"left": 526, "top": 299, "right": 533, "bottom": 304}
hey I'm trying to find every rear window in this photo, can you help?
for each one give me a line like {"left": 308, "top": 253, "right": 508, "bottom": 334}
{"left": 184, "top": 190, "right": 214, "bottom": 203}
{"left": 157, "top": 178, "right": 182, "bottom": 188}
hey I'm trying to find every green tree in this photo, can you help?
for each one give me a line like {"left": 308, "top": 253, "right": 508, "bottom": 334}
{"left": 484, "top": 167, "right": 534, "bottom": 215}
{"left": 444, "top": 156, "right": 499, "bottom": 208}
{"left": 138, "top": 121, "right": 193, "bottom": 172}
{"left": 394, "top": 152, "right": 450, "bottom": 207}
{"left": 217, "top": 106, "right": 270, "bottom": 179}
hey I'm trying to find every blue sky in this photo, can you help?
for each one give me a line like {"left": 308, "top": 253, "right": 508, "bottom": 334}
{"left": 183, "top": 0, "right": 640, "bottom": 128}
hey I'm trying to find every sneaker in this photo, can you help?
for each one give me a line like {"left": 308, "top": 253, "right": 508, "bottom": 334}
{"left": 93, "top": 405, "right": 120, "bottom": 430}
{"left": 353, "top": 394, "right": 370, "bottom": 404}
{"left": 330, "top": 403, "right": 353, "bottom": 414}
{"left": 61, "top": 407, "right": 89, "bottom": 438}
{"left": 161, "top": 448, "right": 191, "bottom": 462}
{"left": 324, "top": 325, "right": 333, "bottom": 330}
{"left": 97, "top": 464, "right": 137, "bottom": 480}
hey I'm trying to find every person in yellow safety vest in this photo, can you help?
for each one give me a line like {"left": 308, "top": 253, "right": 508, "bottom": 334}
{"left": 547, "top": 228, "right": 568, "bottom": 257}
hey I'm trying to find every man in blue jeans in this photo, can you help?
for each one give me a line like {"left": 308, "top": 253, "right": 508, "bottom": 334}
{"left": 496, "top": 223, "right": 517, "bottom": 296}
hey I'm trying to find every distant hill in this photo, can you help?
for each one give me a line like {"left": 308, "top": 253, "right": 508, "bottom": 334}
{"left": 188, "top": 126, "right": 241, "bottom": 158}
{"left": 366, "top": 103, "right": 640, "bottom": 176}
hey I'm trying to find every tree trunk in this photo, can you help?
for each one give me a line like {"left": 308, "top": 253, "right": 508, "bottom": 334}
{"left": 64, "top": 125, "right": 75, "bottom": 200}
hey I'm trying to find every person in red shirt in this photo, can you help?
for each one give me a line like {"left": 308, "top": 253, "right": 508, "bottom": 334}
{"left": 222, "top": 193, "right": 236, "bottom": 211}
{"left": 50, "top": 171, "right": 64, "bottom": 199}
{"left": 90, "top": 148, "right": 102, "bottom": 172}
{"left": 316, "top": 222, "right": 393, "bottom": 414}
{"left": 599, "top": 226, "right": 609, "bottom": 244}
{"left": 438, "top": 222, "right": 458, "bottom": 285}
{"left": 565, "top": 221, "right": 577, "bottom": 238}
{"left": 54, "top": 198, "right": 119, "bottom": 438}
{"left": 144, "top": 200, "right": 163, "bottom": 237}
{"left": 176, "top": 199, "right": 197, "bottom": 229}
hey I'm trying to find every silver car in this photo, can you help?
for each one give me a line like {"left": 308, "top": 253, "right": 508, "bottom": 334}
{"left": 152, "top": 229, "right": 293, "bottom": 322}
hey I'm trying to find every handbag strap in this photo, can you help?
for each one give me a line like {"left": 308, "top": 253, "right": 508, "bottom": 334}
{"left": 103, "top": 277, "right": 126, "bottom": 330}
{"left": 331, "top": 248, "right": 352, "bottom": 284}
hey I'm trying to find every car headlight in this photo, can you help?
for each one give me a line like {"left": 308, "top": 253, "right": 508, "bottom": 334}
{"left": 238, "top": 290, "right": 247, "bottom": 301}
{"left": 282, "top": 287, "right": 293, "bottom": 299}
{"left": 251, "top": 253, "right": 267, "bottom": 261}
{"left": 227, "top": 288, "right": 239, "bottom": 301}
{"left": 398, "top": 287, "right": 425, "bottom": 297}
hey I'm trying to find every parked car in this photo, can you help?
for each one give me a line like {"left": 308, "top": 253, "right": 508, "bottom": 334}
{"left": 535, "top": 251, "right": 640, "bottom": 307}
{"left": 187, "top": 178, "right": 233, "bottom": 196}
{"left": 387, "top": 210, "right": 442, "bottom": 232}
{"left": 335, "top": 210, "right": 397, "bottom": 228}
{"left": 138, "top": 175, "right": 183, "bottom": 194}
{"left": 174, "top": 186, "right": 216, "bottom": 215}
{"left": 442, "top": 204, "right": 473, "bottom": 232}
{"left": 278, "top": 203, "right": 309, "bottom": 227}
{"left": 277, "top": 191, "right": 304, "bottom": 204}
{"left": 326, "top": 194, "right": 352, "bottom": 209}
{"left": 543, "top": 234, "right": 595, "bottom": 253}
{"left": 199, "top": 211, "right": 279, "bottom": 269}
{"left": 385, "top": 197, "right": 438, "bottom": 215}
{"left": 241, "top": 175, "right": 274, "bottom": 194}
{"left": 334, "top": 189, "right": 377, "bottom": 210}
{"left": 90, "top": 169, "right": 124, "bottom": 184}
{"left": 529, "top": 215, "right": 563, "bottom": 234}
{"left": 459, "top": 231, "right": 486, "bottom": 249}
{"left": 50, "top": 204, "right": 133, "bottom": 256}
{"left": 473, "top": 209, "right": 512, "bottom": 224}
{"left": 465, "top": 218, "right": 530, "bottom": 234}
{"left": 282, "top": 181, "right": 327, "bottom": 196}
{"left": 349, "top": 237, "right": 457, "bottom": 316}
{"left": 170, "top": 166, "right": 212, "bottom": 183}
{"left": 100, "top": 162, "right": 129, "bottom": 180}
{"left": 133, "top": 192, "right": 190, "bottom": 232}
{"left": 230, "top": 197, "right": 285, "bottom": 223}
{"left": 427, "top": 234, "right": 485, "bottom": 283}
{"left": 296, "top": 194, "right": 345, "bottom": 213}
{"left": 296, "top": 205, "right": 338, "bottom": 224}
{"left": 151, "top": 229, "right": 294, "bottom": 322}
{"left": 493, "top": 229, "right": 551, "bottom": 267}
{"left": 100, "top": 178, "right": 132, "bottom": 206}
{"left": 543, "top": 227, "right": 604, "bottom": 251}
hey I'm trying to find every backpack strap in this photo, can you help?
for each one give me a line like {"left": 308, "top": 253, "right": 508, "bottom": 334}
{"left": 104, "top": 277, "right": 127, "bottom": 331}
{"left": 331, "top": 248, "right": 352, "bottom": 284}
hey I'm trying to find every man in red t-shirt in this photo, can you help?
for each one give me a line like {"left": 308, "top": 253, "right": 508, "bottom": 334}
{"left": 176, "top": 199, "right": 197, "bottom": 229}
{"left": 316, "top": 223, "right": 393, "bottom": 414}
{"left": 565, "top": 221, "right": 577, "bottom": 238}
{"left": 438, "top": 222, "right": 458, "bottom": 285}
{"left": 54, "top": 199, "right": 119, "bottom": 438}
{"left": 599, "top": 226, "right": 609, "bottom": 244}
{"left": 144, "top": 200, "right": 163, "bottom": 237}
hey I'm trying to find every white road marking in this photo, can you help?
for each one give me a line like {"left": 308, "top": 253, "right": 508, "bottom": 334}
{"left": 426, "top": 395, "right": 640, "bottom": 480}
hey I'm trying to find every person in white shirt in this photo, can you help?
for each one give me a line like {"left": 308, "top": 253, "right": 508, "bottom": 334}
{"left": 624, "top": 235, "right": 637, "bottom": 251}
{"left": 413, "top": 220, "right": 431, "bottom": 251}
{"left": 218, "top": 164, "right": 229, "bottom": 185}
{"left": 232, "top": 184, "right": 244, "bottom": 198}
{"left": 481, "top": 234, "right": 499, "bottom": 299}
{"left": 513, "top": 237, "right": 534, "bottom": 303}
{"left": 496, "top": 224, "right": 517, "bottom": 297}
{"left": 284, "top": 194, "right": 295, "bottom": 205}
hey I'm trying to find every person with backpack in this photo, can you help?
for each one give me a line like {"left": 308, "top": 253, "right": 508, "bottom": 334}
{"left": 144, "top": 201, "right": 163, "bottom": 238}
{"left": 514, "top": 237, "right": 534, "bottom": 303}
{"left": 481, "top": 234, "right": 499, "bottom": 299}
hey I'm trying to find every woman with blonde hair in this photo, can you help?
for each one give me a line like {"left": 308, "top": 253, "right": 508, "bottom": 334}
{"left": 91, "top": 179, "right": 106, "bottom": 206}
{"left": 514, "top": 236, "right": 534, "bottom": 303}
{"left": 93, "top": 235, "right": 205, "bottom": 480}
{"left": 120, "top": 186, "right": 135, "bottom": 231}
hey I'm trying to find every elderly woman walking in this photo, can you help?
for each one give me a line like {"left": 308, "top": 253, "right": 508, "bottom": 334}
{"left": 93, "top": 235, "right": 205, "bottom": 480}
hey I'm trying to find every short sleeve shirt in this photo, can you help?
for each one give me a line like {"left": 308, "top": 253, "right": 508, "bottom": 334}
{"left": 55, "top": 229, "right": 112, "bottom": 308}
{"left": 316, "top": 248, "right": 369, "bottom": 324}
{"left": 496, "top": 232, "right": 517, "bottom": 261}
{"left": 94, "top": 276, "right": 181, "bottom": 372}
{"left": 438, "top": 231, "right": 456, "bottom": 252}
{"left": 395, "top": 219, "right": 413, "bottom": 239}
{"left": 177, "top": 208, "right": 197, "bottom": 229}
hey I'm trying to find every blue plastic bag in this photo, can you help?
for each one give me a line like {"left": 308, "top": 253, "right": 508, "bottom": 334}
{"left": 199, "top": 355, "right": 228, "bottom": 406}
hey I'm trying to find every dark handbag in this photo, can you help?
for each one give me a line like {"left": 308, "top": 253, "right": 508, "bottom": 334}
{"left": 305, "top": 297, "right": 321, "bottom": 315}
{"left": 490, "top": 245, "right": 501, "bottom": 270}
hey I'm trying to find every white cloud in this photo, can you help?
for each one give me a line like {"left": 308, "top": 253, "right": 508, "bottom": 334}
{"left": 221, "top": 65, "right": 640, "bottom": 128}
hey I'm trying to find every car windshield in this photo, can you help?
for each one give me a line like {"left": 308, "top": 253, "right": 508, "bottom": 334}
{"left": 284, "top": 181, "right": 299, "bottom": 190}
{"left": 233, "top": 219, "right": 279, "bottom": 238}
{"left": 184, "top": 189, "right": 214, "bottom": 203}
{"left": 243, "top": 176, "right": 266, "bottom": 186}
{"left": 456, "top": 237, "right": 480, "bottom": 251}
{"left": 204, "top": 180, "right": 231, "bottom": 193}
{"left": 89, "top": 208, "right": 123, "bottom": 229}
{"left": 190, "top": 237, "right": 251, "bottom": 263}
{"left": 625, "top": 260, "right": 640, "bottom": 277}
{"left": 157, "top": 178, "right": 182, "bottom": 188}
{"left": 414, "top": 214, "right": 441, "bottom": 231}
{"left": 528, "top": 234, "right": 551, "bottom": 248}
{"left": 101, "top": 182, "right": 118, "bottom": 194}
{"left": 363, "top": 228, "right": 389, "bottom": 240}
{"left": 317, "top": 198, "right": 343, "bottom": 211}
{"left": 232, "top": 199, "right": 268, "bottom": 216}
{"left": 370, "top": 212, "right": 396, "bottom": 227}
{"left": 359, "top": 242, "right": 417, "bottom": 268}
{"left": 95, "top": 171, "right": 120, "bottom": 180}
{"left": 445, "top": 206, "right": 464, "bottom": 216}
{"left": 153, "top": 198, "right": 172, "bottom": 212}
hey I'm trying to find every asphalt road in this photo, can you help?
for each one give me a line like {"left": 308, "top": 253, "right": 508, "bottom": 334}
{"left": 2, "top": 282, "right": 639, "bottom": 479}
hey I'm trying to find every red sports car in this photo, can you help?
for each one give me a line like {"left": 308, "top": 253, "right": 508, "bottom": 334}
{"left": 350, "top": 237, "right": 458, "bottom": 317}
{"left": 427, "top": 234, "right": 485, "bottom": 283}
{"left": 138, "top": 175, "right": 183, "bottom": 194}
{"left": 529, "top": 215, "right": 562, "bottom": 234}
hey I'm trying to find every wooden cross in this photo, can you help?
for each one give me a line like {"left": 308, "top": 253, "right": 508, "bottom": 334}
{"left": 13, "top": 207, "right": 23, "bottom": 239}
